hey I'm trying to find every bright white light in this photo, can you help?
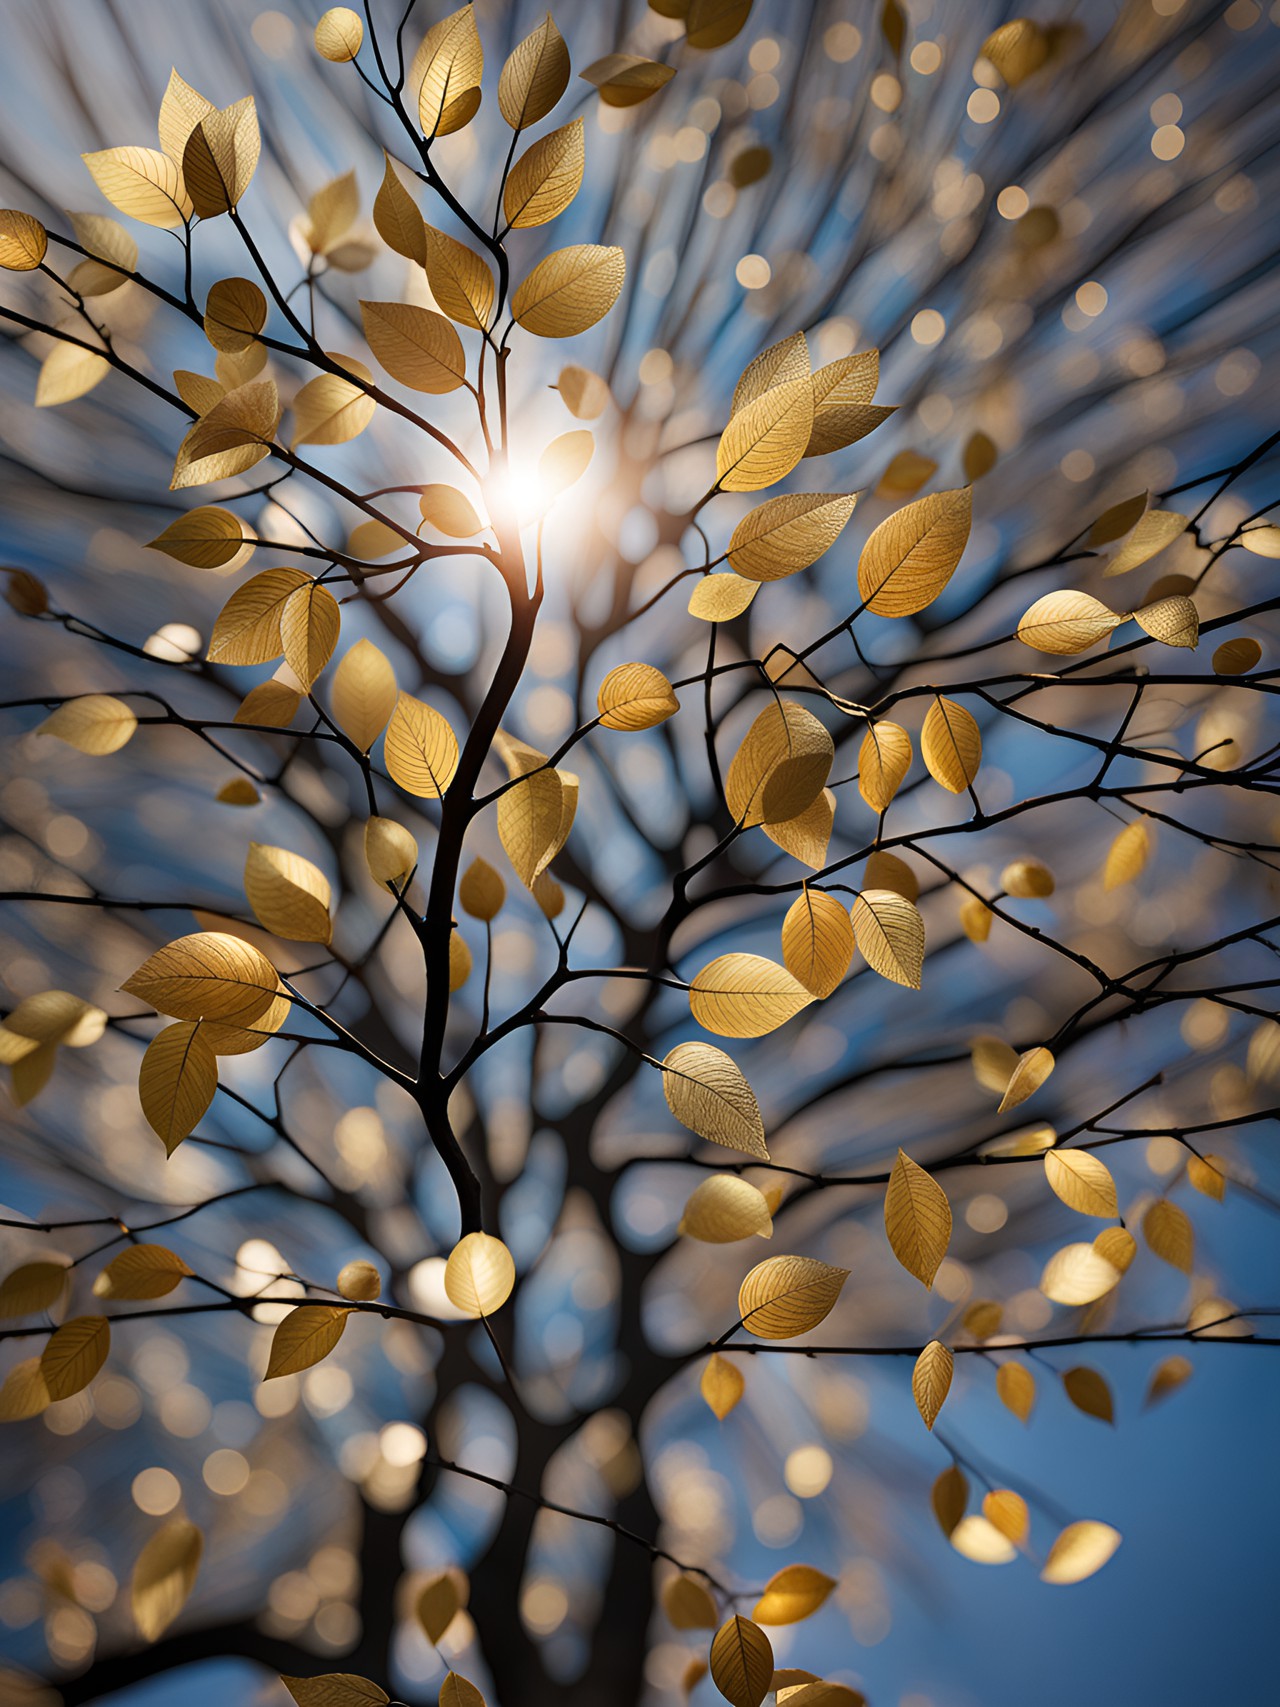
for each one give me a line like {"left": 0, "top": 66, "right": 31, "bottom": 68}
{"left": 486, "top": 458, "right": 547, "bottom": 529}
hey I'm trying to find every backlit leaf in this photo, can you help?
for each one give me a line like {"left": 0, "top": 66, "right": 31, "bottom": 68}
{"left": 864, "top": 850, "right": 917, "bottom": 901}
{"left": 373, "top": 156, "right": 426, "bottom": 265}
{"left": 266, "top": 1305, "right": 350, "bottom": 1378}
{"left": 123, "top": 932, "right": 278, "bottom": 1025}
{"left": 981, "top": 18, "right": 1049, "bottom": 84}
{"left": 337, "top": 1261, "right": 382, "bottom": 1308}
{"left": 0, "top": 209, "right": 48, "bottom": 269}
{"left": 912, "top": 1340, "right": 953, "bottom": 1430}
{"left": 414, "top": 5, "right": 484, "bottom": 138}
{"left": 725, "top": 700, "right": 833, "bottom": 828}
{"left": 182, "top": 97, "right": 260, "bottom": 218}
{"left": 292, "top": 357, "right": 375, "bottom": 447}
{"left": 494, "top": 732, "right": 573, "bottom": 885}
{"left": 1044, "top": 1148, "right": 1118, "bottom": 1218}
{"left": 365, "top": 817, "right": 418, "bottom": 887}
{"left": 1212, "top": 636, "right": 1262, "bottom": 675}
{"left": 688, "top": 574, "right": 759, "bottom": 621}
{"left": 983, "top": 1490, "right": 1029, "bottom": 1545}
{"left": 360, "top": 300, "right": 467, "bottom": 393}
{"left": 857, "top": 721, "right": 912, "bottom": 813}
{"left": 781, "top": 890, "right": 854, "bottom": 998}
{"left": 499, "top": 13, "right": 570, "bottom": 127}
{"left": 1104, "top": 509, "right": 1186, "bottom": 577}
{"left": 579, "top": 54, "right": 676, "bottom": 107}
{"left": 138, "top": 1022, "right": 218, "bottom": 1153}
{"left": 504, "top": 120, "right": 584, "bottom": 228}
{"left": 0, "top": 1359, "right": 51, "bottom": 1422}
{"left": 444, "top": 1232, "right": 516, "bottom": 1316}
{"left": 950, "top": 1516, "right": 1016, "bottom": 1564}
{"left": 752, "top": 1565, "right": 836, "bottom": 1626}
{"left": 686, "top": 0, "right": 754, "bottom": 50}
{"left": 701, "top": 1352, "right": 744, "bottom": 1418}
{"left": 557, "top": 364, "right": 610, "bottom": 418}
{"left": 716, "top": 377, "right": 814, "bottom": 493}
{"left": 38, "top": 694, "right": 136, "bottom": 755}
{"left": 597, "top": 662, "right": 679, "bottom": 730}
{"left": 737, "top": 1254, "right": 848, "bottom": 1339}
{"left": 148, "top": 506, "right": 245, "bottom": 569}
{"left": 94, "top": 1245, "right": 192, "bottom": 1301}
{"left": 884, "top": 1149, "right": 951, "bottom": 1287}
{"left": 539, "top": 429, "right": 594, "bottom": 496}
{"left": 208, "top": 568, "right": 309, "bottom": 666}
{"left": 331, "top": 639, "right": 397, "bottom": 751}
{"left": 1002, "top": 855, "right": 1053, "bottom": 894}
{"left": 459, "top": 857, "right": 505, "bottom": 920}
{"left": 204, "top": 277, "right": 266, "bottom": 353}
{"left": 679, "top": 1175, "right": 773, "bottom": 1242}
{"left": 858, "top": 488, "right": 970, "bottom": 616}
{"left": 727, "top": 492, "right": 857, "bottom": 582}
{"left": 1103, "top": 819, "right": 1151, "bottom": 890}
{"left": 762, "top": 788, "right": 834, "bottom": 869}
{"left": 82, "top": 146, "right": 191, "bottom": 228}
{"left": 851, "top": 889, "right": 924, "bottom": 989}
{"left": 1188, "top": 1154, "right": 1227, "bottom": 1201}
{"left": 1040, "top": 1242, "right": 1123, "bottom": 1305}
{"left": 385, "top": 692, "right": 460, "bottom": 798}
{"left": 710, "top": 1616, "right": 773, "bottom": 1707}
{"left": 921, "top": 696, "right": 981, "bottom": 793}
{"left": 662, "top": 1574, "right": 718, "bottom": 1630}
{"left": 282, "top": 1678, "right": 388, "bottom": 1707}
{"left": 0, "top": 1263, "right": 69, "bottom": 1319}
{"left": 662, "top": 1041, "right": 767, "bottom": 1158}
{"left": 689, "top": 954, "right": 814, "bottom": 1040}
{"left": 1134, "top": 594, "right": 1198, "bottom": 649}
{"left": 41, "top": 1316, "right": 110, "bottom": 1400}
{"left": 931, "top": 1465, "right": 968, "bottom": 1535}
{"left": 511, "top": 244, "right": 625, "bottom": 338}
{"left": 1063, "top": 1365, "right": 1114, "bottom": 1422}
{"left": 996, "top": 1361, "right": 1036, "bottom": 1423}
{"left": 997, "top": 1045, "right": 1054, "bottom": 1112}
{"left": 1016, "top": 590, "right": 1122, "bottom": 654}
{"left": 730, "top": 332, "right": 810, "bottom": 417}
{"left": 314, "top": 8, "right": 364, "bottom": 60}
{"left": 245, "top": 843, "right": 332, "bottom": 944}
{"left": 423, "top": 225, "right": 494, "bottom": 331}
{"left": 280, "top": 580, "right": 340, "bottom": 691}
{"left": 1143, "top": 1198, "right": 1194, "bottom": 1272}
{"left": 172, "top": 379, "right": 278, "bottom": 487}
{"left": 132, "top": 1519, "right": 202, "bottom": 1640}
{"left": 1040, "top": 1521, "right": 1122, "bottom": 1585}
{"left": 1145, "top": 1354, "right": 1193, "bottom": 1408}
{"left": 417, "top": 1572, "right": 463, "bottom": 1643}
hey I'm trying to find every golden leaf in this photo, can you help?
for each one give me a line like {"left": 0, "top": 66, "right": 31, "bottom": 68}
{"left": 138, "top": 1023, "right": 218, "bottom": 1154}
{"left": 124, "top": 932, "right": 279, "bottom": 1026}
{"left": 348, "top": 519, "right": 404, "bottom": 560}
{"left": 1142, "top": 1198, "right": 1194, "bottom": 1272}
{"left": 0, "top": 1359, "right": 51, "bottom": 1422}
{"left": 498, "top": 13, "right": 569, "bottom": 127}
{"left": 1242, "top": 525, "right": 1280, "bottom": 557}
{"left": 373, "top": 156, "right": 426, "bottom": 265}
{"left": 857, "top": 721, "right": 912, "bottom": 813}
{"left": 950, "top": 1515, "right": 1017, "bottom": 1564}
{"left": 364, "top": 817, "right": 418, "bottom": 887}
{"left": 971, "top": 1036, "right": 1017, "bottom": 1094}
{"left": 66, "top": 212, "right": 136, "bottom": 294}
{"left": 730, "top": 332, "right": 810, "bottom": 417}
{"left": 0, "top": 209, "right": 48, "bottom": 269}
{"left": 752, "top": 1565, "right": 836, "bottom": 1626}
{"left": 725, "top": 700, "right": 833, "bottom": 828}
{"left": 679, "top": 1175, "right": 773, "bottom": 1243}
{"left": 203, "top": 277, "right": 266, "bottom": 353}
{"left": 171, "top": 379, "right": 279, "bottom": 487}
{"left": 1044, "top": 1148, "right": 1117, "bottom": 1218}
{"left": 413, "top": 5, "right": 484, "bottom": 138}
{"left": 1088, "top": 491, "right": 1147, "bottom": 546}
{"left": 93, "top": 1245, "right": 192, "bottom": 1301}
{"left": 417, "top": 1571, "right": 463, "bottom": 1643}
{"left": 35, "top": 332, "right": 110, "bottom": 407}
{"left": 266, "top": 1305, "right": 350, "bottom": 1379}
{"left": 983, "top": 1490, "right": 1029, "bottom": 1545}
{"left": 921, "top": 695, "right": 981, "bottom": 793}
{"left": 1015, "top": 590, "right": 1122, "bottom": 654}
{"left": 727, "top": 493, "right": 858, "bottom": 582}
{"left": 557, "top": 364, "right": 610, "bottom": 419}
{"left": 763, "top": 788, "right": 835, "bottom": 870}
{"left": 539, "top": 428, "right": 594, "bottom": 496}
{"left": 781, "top": 890, "right": 854, "bottom": 998}
{"left": 282, "top": 1677, "right": 389, "bottom": 1707}
{"left": 1040, "top": 1242, "right": 1122, "bottom": 1305}
{"left": 1095, "top": 1226, "right": 1136, "bottom": 1273}
{"left": 195, "top": 984, "right": 289, "bottom": 1056}
{"left": 912, "top": 1340, "right": 953, "bottom": 1430}
{"left": 245, "top": 843, "right": 333, "bottom": 944}
{"left": 492, "top": 731, "right": 574, "bottom": 887}
{"left": 444, "top": 1232, "right": 516, "bottom": 1317}
{"left": 662, "top": 1041, "right": 767, "bottom": 1158}
{"left": 963, "top": 1305, "right": 1004, "bottom": 1340}
{"left": 997, "top": 1045, "right": 1054, "bottom": 1113}
{"left": 1104, "top": 509, "right": 1187, "bottom": 577}
{"left": 41, "top": 1316, "right": 110, "bottom": 1400}
{"left": 439, "top": 1677, "right": 486, "bottom": 1707}
{"left": 385, "top": 692, "right": 460, "bottom": 798}
{"left": 1103, "top": 819, "right": 1151, "bottom": 890}
{"left": 662, "top": 1574, "right": 718, "bottom": 1630}
{"left": 805, "top": 351, "right": 893, "bottom": 458}
{"left": 687, "top": 0, "right": 754, "bottom": 50}
{"left": 688, "top": 573, "right": 759, "bottom": 621}
{"left": 1145, "top": 1354, "right": 1193, "bottom": 1408}
{"left": 689, "top": 954, "right": 814, "bottom": 1040}
{"left": 996, "top": 1360, "right": 1036, "bottom": 1423}
{"left": 314, "top": 8, "right": 364, "bottom": 60}
{"left": 281, "top": 580, "right": 340, "bottom": 691}
{"left": 1062, "top": 1365, "right": 1114, "bottom": 1422}
{"left": 132, "top": 1519, "right": 202, "bottom": 1641}
{"left": 208, "top": 567, "right": 309, "bottom": 667}
{"left": 449, "top": 931, "right": 472, "bottom": 991}
{"left": 1134, "top": 594, "right": 1199, "bottom": 649}
{"left": 235, "top": 681, "right": 300, "bottom": 728}
{"left": 716, "top": 377, "right": 814, "bottom": 493}
{"left": 864, "top": 850, "right": 917, "bottom": 901}
{"left": 292, "top": 357, "right": 376, "bottom": 447}
{"left": 1040, "top": 1521, "right": 1121, "bottom": 1585}
{"left": 858, "top": 487, "right": 970, "bottom": 616}
{"left": 884, "top": 1149, "right": 951, "bottom": 1286}
{"left": 360, "top": 300, "right": 467, "bottom": 393}
{"left": 182, "top": 98, "right": 260, "bottom": 218}
{"left": 1188, "top": 1153, "right": 1226, "bottom": 1201}
{"left": 423, "top": 225, "right": 494, "bottom": 331}
{"left": 709, "top": 1616, "right": 773, "bottom": 1707}
{"left": 459, "top": 857, "right": 505, "bottom": 921}
{"left": 960, "top": 897, "right": 993, "bottom": 942}
{"left": 596, "top": 662, "right": 678, "bottom": 731}
{"left": 331, "top": 639, "right": 397, "bottom": 752}
{"left": 336, "top": 1260, "right": 381, "bottom": 1302}
{"left": 701, "top": 1352, "right": 744, "bottom": 1419}
{"left": 511, "top": 244, "right": 626, "bottom": 338}
{"left": 419, "top": 484, "right": 483, "bottom": 536}
{"left": 1212, "top": 636, "right": 1262, "bottom": 675}
{"left": 852, "top": 889, "right": 924, "bottom": 989}
{"left": 579, "top": 54, "right": 676, "bottom": 107}
{"left": 963, "top": 431, "right": 997, "bottom": 480}
{"left": 931, "top": 1465, "right": 968, "bottom": 1535}
{"left": 174, "top": 370, "right": 225, "bottom": 414}
{"left": 0, "top": 1263, "right": 69, "bottom": 1319}
{"left": 148, "top": 506, "right": 246, "bottom": 569}
{"left": 504, "top": 120, "right": 584, "bottom": 229}
{"left": 877, "top": 449, "right": 936, "bottom": 499}
{"left": 38, "top": 694, "right": 137, "bottom": 755}
{"left": 980, "top": 18, "right": 1049, "bottom": 84}
{"left": 729, "top": 145, "right": 771, "bottom": 187}
{"left": 82, "top": 145, "right": 192, "bottom": 227}
{"left": 737, "top": 1254, "right": 848, "bottom": 1339}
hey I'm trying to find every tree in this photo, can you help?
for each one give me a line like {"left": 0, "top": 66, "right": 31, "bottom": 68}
{"left": 0, "top": 3, "right": 1277, "bottom": 1705}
